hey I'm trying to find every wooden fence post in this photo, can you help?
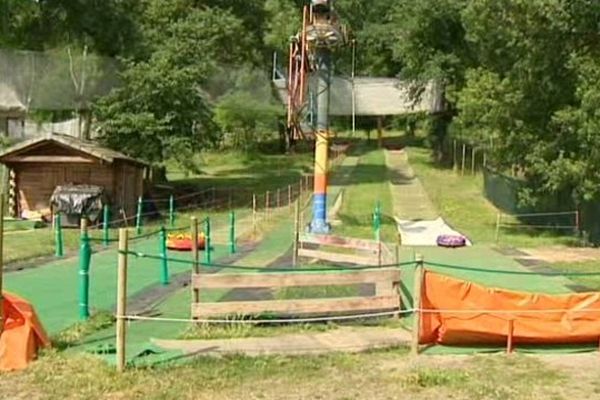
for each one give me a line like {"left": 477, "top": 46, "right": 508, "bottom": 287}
{"left": 471, "top": 148, "right": 476, "bottom": 175}
{"left": 116, "top": 228, "right": 129, "bottom": 372}
{"left": 252, "top": 194, "right": 257, "bottom": 236}
{"left": 461, "top": 143, "right": 466, "bottom": 176}
{"left": 293, "top": 199, "right": 300, "bottom": 267}
{"left": 265, "top": 191, "right": 270, "bottom": 219}
{"left": 411, "top": 254, "right": 424, "bottom": 356}
{"left": 506, "top": 319, "right": 514, "bottom": 354}
{"left": 495, "top": 213, "right": 502, "bottom": 244}
{"left": 277, "top": 188, "right": 281, "bottom": 208}
{"left": 191, "top": 217, "right": 199, "bottom": 304}
{"left": 453, "top": 140, "right": 457, "bottom": 172}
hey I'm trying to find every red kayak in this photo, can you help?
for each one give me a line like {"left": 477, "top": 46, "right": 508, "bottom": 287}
{"left": 167, "top": 233, "right": 206, "bottom": 251}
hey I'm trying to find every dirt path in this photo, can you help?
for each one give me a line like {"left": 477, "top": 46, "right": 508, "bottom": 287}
{"left": 385, "top": 149, "right": 438, "bottom": 220}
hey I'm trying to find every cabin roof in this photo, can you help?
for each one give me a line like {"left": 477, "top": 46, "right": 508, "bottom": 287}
{"left": 0, "top": 133, "right": 147, "bottom": 166}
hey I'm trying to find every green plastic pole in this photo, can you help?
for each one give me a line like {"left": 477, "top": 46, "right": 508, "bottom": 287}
{"left": 102, "top": 205, "right": 110, "bottom": 247}
{"left": 78, "top": 224, "right": 91, "bottom": 320}
{"left": 135, "top": 196, "right": 143, "bottom": 235}
{"left": 159, "top": 226, "right": 169, "bottom": 285}
{"left": 373, "top": 201, "right": 381, "bottom": 242}
{"left": 204, "top": 217, "right": 212, "bottom": 265}
{"left": 54, "top": 213, "right": 64, "bottom": 257}
{"left": 229, "top": 211, "right": 236, "bottom": 254}
{"left": 169, "top": 195, "right": 175, "bottom": 227}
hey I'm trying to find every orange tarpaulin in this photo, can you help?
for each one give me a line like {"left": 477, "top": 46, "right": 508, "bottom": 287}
{"left": 0, "top": 292, "right": 50, "bottom": 371}
{"left": 420, "top": 271, "right": 600, "bottom": 345}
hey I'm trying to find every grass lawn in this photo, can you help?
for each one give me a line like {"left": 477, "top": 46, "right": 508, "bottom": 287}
{"left": 1, "top": 349, "right": 589, "bottom": 399}
{"left": 409, "top": 147, "right": 578, "bottom": 248}
{"left": 167, "top": 149, "right": 314, "bottom": 194}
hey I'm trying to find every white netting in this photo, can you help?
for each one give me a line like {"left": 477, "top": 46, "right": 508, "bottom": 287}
{"left": 273, "top": 75, "right": 444, "bottom": 116}
{"left": 0, "top": 48, "right": 120, "bottom": 112}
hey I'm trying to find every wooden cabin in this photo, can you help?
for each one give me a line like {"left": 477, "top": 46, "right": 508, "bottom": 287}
{"left": 0, "top": 133, "right": 147, "bottom": 219}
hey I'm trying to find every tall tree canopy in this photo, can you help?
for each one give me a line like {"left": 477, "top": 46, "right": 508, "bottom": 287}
{"left": 3, "top": 0, "right": 600, "bottom": 209}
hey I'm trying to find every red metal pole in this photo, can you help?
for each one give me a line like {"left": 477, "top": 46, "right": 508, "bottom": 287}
{"left": 287, "top": 41, "right": 295, "bottom": 128}
{"left": 300, "top": 6, "right": 308, "bottom": 104}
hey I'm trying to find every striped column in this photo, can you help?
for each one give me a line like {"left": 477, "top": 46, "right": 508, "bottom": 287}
{"left": 8, "top": 169, "right": 16, "bottom": 217}
{"left": 310, "top": 129, "right": 330, "bottom": 233}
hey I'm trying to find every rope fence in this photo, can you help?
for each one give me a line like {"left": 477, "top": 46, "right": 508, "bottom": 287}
{"left": 119, "top": 310, "right": 408, "bottom": 325}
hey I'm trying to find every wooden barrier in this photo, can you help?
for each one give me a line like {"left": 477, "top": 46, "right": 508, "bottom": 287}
{"left": 191, "top": 268, "right": 401, "bottom": 318}
{"left": 297, "top": 249, "right": 376, "bottom": 265}
{"left": 297, "top": 233, "right": 385, "bottom": 265}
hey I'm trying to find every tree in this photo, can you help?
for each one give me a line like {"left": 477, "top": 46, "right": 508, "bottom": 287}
{"left": 95, "top": 7, "right": 254, "bottom": 165}
{"left": 214, "top": 67, "right": 284, "bottom": 150}
{"left": 264, "top": 0, "right": 301, "bottom": 56}
{"left": 387, "top": 0, "right": 472, "bottom": 157}
{"left": 0, "top": 0, "right": 141, "bottom": 56}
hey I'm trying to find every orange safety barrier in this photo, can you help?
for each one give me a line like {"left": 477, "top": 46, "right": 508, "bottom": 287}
{"left": 420, "top": 271, "right": 600, "bottom": 345}
{"left": 0, "top": 292, "right": 50, "bottom": 371}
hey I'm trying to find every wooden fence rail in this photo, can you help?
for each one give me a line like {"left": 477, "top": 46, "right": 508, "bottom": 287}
{"left": 191, "top": 267, "right": 401, "bottom": 318}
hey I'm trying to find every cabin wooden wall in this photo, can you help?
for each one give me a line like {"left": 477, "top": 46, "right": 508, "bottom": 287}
{"left": 13, "top": 162, "right": 144, "bottom": 218}
{"left": 113, "top": 161, "right": 144, "bottom": 218}
{"left": 14, "top": 162, "right": 114, "bottom": 214}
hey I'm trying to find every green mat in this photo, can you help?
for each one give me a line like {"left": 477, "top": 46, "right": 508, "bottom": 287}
{"left": 69, "top": 214, "right": 298, "bottom": 366}
{"left": 4, "top": 233, "right": 228, "bottom": 334}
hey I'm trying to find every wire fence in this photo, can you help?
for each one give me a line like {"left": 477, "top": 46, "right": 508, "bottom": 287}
{"left": 494, "top": 210, "right": 580, "bottom": 244}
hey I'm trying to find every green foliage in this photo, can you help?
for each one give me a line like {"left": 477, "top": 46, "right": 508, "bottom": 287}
{"left": 95, "top": 6, "right": 257, "bottom": 164}
{"left": 212, "top": 67, "right": 284, "bottom": 151}
{"left": 390, "top": 0, "right": 472, "bottom": 85}
{"left": 215, "top": 92, "right": 283, "bottom": 151}
{"left": 453, "top": 68, "right": 524, "bottom": 167}
{"left": 264, "top": 0, "right": 301, "bottom": 55}
{"left": 0, "top": 0, "right": 141, "bottom": 55}
{"left": 5, "top": 0, "right": 600, "bottom": 209}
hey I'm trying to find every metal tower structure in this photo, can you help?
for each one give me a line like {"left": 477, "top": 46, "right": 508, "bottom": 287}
{"left": 287, "top": 0, "right": 346, "bottom": 234}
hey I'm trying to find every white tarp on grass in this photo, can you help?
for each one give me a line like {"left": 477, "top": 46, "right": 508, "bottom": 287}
{"left": 395, "top": 217, "right": 472, "bottom": 246}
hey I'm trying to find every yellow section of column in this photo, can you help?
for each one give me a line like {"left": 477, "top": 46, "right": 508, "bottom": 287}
{"left": 314, "top": 129, "right": 329, "bottom": 176}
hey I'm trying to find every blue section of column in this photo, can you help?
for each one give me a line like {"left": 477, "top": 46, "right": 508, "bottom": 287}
{"left": 309, "top": 193, "right": 330, "bottom": 233}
